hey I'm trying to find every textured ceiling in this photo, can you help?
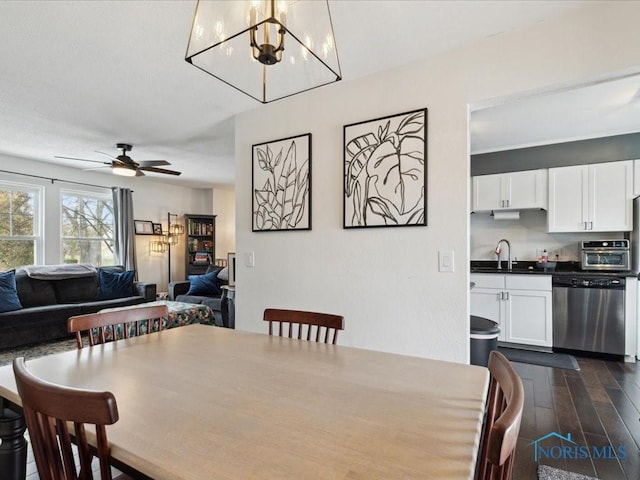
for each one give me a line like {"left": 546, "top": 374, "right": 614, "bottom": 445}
{"left": 0, "top": 0, "right": 616, "bottom": 187}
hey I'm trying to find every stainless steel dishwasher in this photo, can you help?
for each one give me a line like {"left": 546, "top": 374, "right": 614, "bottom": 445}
{"left": 552, "top": 275, "right": 625, "bottom": 355}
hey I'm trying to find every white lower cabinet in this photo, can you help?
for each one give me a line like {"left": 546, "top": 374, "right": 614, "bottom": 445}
{"left": 470, "top": 274, "right": 552, "bottom": 348}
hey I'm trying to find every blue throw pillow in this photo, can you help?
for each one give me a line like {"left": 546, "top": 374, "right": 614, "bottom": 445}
{"left": 187, "top": 269, "right": 222, "bottom": 297}
{"left": 96, "top": 269, "right": 135, "bottom": 300}
{"left": 0, "top": 270, "right": 23, "bottom": 313}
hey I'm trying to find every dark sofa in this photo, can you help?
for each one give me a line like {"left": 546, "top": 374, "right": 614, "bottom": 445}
{"left": 0, "top": 265, "right": 156, "bottom": 351}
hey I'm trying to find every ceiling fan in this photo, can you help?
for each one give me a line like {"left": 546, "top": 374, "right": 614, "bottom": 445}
{"left": 55, "top": 143, "right": 181, "bottom": 177}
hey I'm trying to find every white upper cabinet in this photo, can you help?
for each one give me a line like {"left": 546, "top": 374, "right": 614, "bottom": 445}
{"left": 472, "top": 169, "right": 548, "bottom": 212}
{"left": 548, "top": 160, "right": 633, "bottom": 232}
{"left": 633, "top": 159, "right": 640, "bottom": 197}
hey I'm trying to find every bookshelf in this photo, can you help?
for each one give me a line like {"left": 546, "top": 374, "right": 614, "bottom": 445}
{"left": 184, "top": 214, "right": 216, "bottom": 276}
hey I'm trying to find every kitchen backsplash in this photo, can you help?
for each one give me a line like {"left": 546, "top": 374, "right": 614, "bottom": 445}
{"left": 470, "top": 209, "right": 625, "bottom": 261}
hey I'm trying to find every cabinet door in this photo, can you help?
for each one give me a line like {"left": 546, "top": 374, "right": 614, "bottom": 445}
{"left": 470, "top": 289, "right": 505, "bottom": 342}
{"left": 548, "top": 165, "right": 588, "bottom": 232}
{"left": 472, "top": 174, "right": 503, "bottom": 212}
{"left": 504, "top": 289, "right": 552, "bottom": 347}
{"left": 506, "top": 170, "right": 548, "bottom": 210}
{"left": 589, "top": 160, "right": 633, "bottom": 232}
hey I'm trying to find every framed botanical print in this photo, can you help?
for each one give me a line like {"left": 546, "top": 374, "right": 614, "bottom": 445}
{"left": 343, "top": 108, "right": 427, "bottom": 228}
{"left": 252, "top": 133, "right": 311, "bottom": 232}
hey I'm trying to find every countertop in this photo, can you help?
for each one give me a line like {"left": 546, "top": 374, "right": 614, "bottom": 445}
{"left": 470, "top": 260, "right": 638, "bottom": 278}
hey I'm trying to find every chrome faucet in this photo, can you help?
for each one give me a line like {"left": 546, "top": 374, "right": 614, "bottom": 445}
{"left": 495, "top": 239, "right": 512, "bottom": 270}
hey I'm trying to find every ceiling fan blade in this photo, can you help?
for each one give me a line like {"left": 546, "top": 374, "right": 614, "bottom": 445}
{"left": 95, "top": 150, "right": 116, "bottom": 160}
{"left": 82, "top": 166, "right": 111, "bottom": 171}
{"left": 137, "top": 160, "right": 171, "bottom": 167}
{"left": 140, "top": 166, "right": 182, "bottom": 176}
{"left": 54, "top": 156, "right": 110, "bottom": 166}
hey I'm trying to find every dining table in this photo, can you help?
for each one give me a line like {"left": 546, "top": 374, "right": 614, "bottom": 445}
{"left": 0, "top": 324, "right": 489, "bottom": 479}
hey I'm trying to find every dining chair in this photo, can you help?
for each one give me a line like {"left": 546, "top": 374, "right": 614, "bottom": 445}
{"left": 476, "top": 351, "right": 525, "bottom": 480}
{"left": 68, "top": 304, "right": 169, "bottom": 349}
{"left": 263, "top": 308, "right": 345, "bottom": 344}
{"left": 12, "top": 357, "right": 120, "bottom": 480}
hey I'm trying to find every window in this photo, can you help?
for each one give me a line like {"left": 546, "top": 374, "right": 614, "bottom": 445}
{"left": 0, "top": 182, "right": 42, "bottom": 270}
{"left": 61, "top": 190, "right": 114, "bottom": 266}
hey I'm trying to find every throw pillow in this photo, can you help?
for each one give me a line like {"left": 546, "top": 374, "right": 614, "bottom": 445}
{"left": 217, "top": 267, "right": 229, "bottom": 283}
{"left": 187, "top": 270, "right": 222, "bottom": 297}
{"left": 96, "top": 269, "right": 135, "bottom": 300}
{"left": 0, "top": 270, "right": 23, "bottom": 313}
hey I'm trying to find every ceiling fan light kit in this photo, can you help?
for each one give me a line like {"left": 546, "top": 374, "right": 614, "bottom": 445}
{"left": 185, "top": 0, "right": 342, "bottom": 103}
{"left": 112, "top": 164, "right": 137, "bottom": 177}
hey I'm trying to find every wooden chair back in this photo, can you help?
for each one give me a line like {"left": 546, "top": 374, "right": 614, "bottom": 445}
{"left": 263, "top": 308, "right": 344, "bottom": 344}
{"left": 13, "top": 357, "right": 119, "bottom": 480}
{"left": 68, "top": 304, "right": 169, "bottom": 349}
{"left": 476, "top": 351, "right": 525, "bottom": 480}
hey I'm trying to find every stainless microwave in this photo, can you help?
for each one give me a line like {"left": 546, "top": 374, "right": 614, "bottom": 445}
{"left": 580, "top": 240, "right": 630, "bottom": 271}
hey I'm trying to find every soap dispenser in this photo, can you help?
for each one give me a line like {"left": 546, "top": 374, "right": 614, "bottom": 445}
{"left": 541, "top": 249, "right": 548, "bottom": 263}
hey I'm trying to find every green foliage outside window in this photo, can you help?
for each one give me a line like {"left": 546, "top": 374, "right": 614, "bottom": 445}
{"left": 0, "top": 189, "right": 37, "bottom": 270}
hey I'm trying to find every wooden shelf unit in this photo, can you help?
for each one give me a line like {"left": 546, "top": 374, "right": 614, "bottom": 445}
{"left": 184, "top": 214, "right": 216, "bottom": 276}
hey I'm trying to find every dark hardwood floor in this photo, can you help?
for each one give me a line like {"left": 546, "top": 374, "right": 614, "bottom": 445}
{"left": 512, "top": 356, "right": 640, "bottom": 480}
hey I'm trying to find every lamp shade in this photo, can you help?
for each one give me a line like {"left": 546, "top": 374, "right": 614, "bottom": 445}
{"left": 185, "top": 0, "right": 341, "bottom": 103}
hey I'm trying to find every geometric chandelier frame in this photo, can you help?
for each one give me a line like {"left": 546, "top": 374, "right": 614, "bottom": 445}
{"left": 185, "top": 0, "right": 342, "bottom": 103}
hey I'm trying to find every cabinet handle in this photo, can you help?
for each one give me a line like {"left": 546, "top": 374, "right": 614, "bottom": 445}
{"left": 504, "top": 292, "right": 509, "bottom": 301}
{"left": 499, "top": 292, "right": 504, "bottom": 301}
{"left": 583, "top": 221, "right": 587, "bottom": 230}
{"left": 589, "top": 221, "right": 593, "bottom": 230}
{"left": 506, "top": 200, "right": 510, "bottom": 208}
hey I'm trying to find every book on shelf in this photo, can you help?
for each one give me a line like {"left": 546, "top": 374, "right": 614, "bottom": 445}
{"left": 193, "top": 252, "right": 212, "bottom": 265}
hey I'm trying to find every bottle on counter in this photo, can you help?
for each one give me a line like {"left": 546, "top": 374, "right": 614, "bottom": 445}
{"left": 541, "top": 249, "right": 548, "bottom": 263}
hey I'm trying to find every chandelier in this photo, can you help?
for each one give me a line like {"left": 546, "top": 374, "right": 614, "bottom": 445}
{"left": 185, "top": 0, "right": 342, "bottom": 103}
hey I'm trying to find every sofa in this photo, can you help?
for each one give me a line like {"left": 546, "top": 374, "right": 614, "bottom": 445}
{"left": 168, "top": 265, "right": 232, "bottom": 328}
{"left": 0, "top": 264, "right": 156, "bottom": 351}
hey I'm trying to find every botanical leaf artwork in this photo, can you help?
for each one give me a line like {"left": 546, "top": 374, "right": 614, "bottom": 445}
{"left": 253, "top": 134, "right": 311, "bottom": 231}
{"left": 344, "top": 109, "right": 427, "bottom": 228}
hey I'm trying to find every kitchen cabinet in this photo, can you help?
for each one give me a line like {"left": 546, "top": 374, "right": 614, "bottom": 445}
{"left": 471, "top": 169, "right": 547, "bottom": 212}
{"left": 470, "top": 274, "right": 552, "bottom": 348}
{"left": 634, "top": 159, "right": 640, "bottom": 197}
{"left": 548, "top": 160, "right": 633, "bottom": 232}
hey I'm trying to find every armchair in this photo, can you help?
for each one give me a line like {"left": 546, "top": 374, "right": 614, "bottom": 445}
{"left": 168, "top": 266, "right": 231, "bottom": 327}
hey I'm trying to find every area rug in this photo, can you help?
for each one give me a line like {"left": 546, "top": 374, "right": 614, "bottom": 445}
{"left": 0, "top": 338, "right": 78, "bottom": 367}
{"left": 538, "top": 464, "right": 598, "bottom": 480}
{"left": 499, "top": 346, "right": 579, "bottom": 371}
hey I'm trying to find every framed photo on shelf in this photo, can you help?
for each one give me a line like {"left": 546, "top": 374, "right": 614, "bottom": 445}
{"left": 252, "top": 133, "right": 311, "bottom": 232}
{"left": 343, "top": 108, "right": 427, "bottom": 229}
{"left": 134, "top": 220, "right": 154, "bottom": 235}
{"left": 152, "top": 223, "right": 163, "bottom": 235}
{"left": 227, "top": 252, "right": 236, "bottom": 287}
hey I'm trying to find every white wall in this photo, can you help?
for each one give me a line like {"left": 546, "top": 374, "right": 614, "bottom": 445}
{"left": 234, "top": 1, "right": 640, "bottom": 363}
{"left": 470, "top": 210, "right": 624, "bottom": 262}
{"left": 213, "top": 187, "right": 236, "bottom": 262}
{"left": 0, "top": 155, "right": 223, "bottom": 290}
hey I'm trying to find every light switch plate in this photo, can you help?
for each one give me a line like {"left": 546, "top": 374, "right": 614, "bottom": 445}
{"left": 246, "top": 251, "right": 255, "bottom": 268}
{"left": 438, "top": 250, "right": 454, "bottom": 272}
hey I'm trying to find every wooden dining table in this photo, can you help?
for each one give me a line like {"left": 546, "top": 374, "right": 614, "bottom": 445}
{"left": 0, "top": 324, "right": 489, "bottom": 479}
